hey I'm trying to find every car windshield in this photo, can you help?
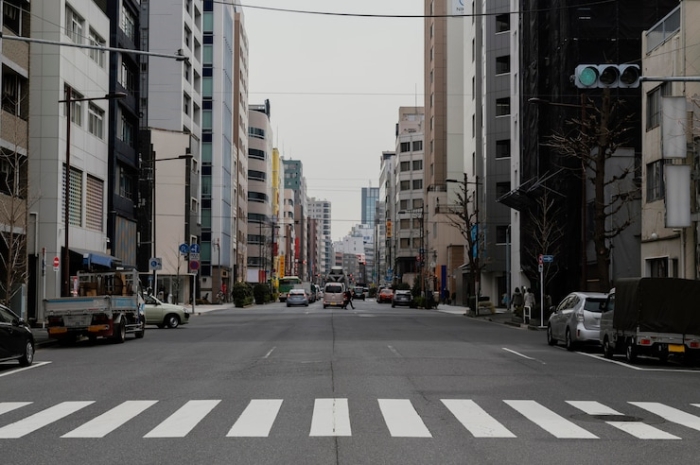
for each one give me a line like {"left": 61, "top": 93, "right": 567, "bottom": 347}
{"left": 583, "top": 298, "right": 606, "bottom": 313}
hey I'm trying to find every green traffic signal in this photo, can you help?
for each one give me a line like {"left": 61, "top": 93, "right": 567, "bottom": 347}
{"left": 578, "top": 66, "right": 598, "bottom": 87}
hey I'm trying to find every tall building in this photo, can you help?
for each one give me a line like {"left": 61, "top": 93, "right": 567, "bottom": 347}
{"left": 247, "top": 100, "right": 273, "bottom": 283}
{"left": 308, "top": 198, "right": 331, "bottom": 278}
{"left": 283, "top": 159, "right": 308, "bottom": 279}
{"left": 361, "top": 187, "right": 379, "bottom": 225}
{"left": 233, "top": 6, "right": 249, "bottom": 283}
{"left": 378, "top": 151, "right": 395, "bottom": 286}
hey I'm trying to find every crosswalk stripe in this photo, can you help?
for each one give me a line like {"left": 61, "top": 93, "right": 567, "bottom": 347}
{"left": 505, "top": 400, "right": 598, "bottom": 439}
{"left": 0, "top": 402, "right": 32, "bottom": 417}
{"left": 567, "top": 401, "right": 679, "bottom": 440}
{"left": 227, "top": 399, "right": 283, "bottom": 437}
{"left": 378, "top": 399, "right": 431, "bottom": 438}
{"left": 309, "top": 398, "right": 351, "bottom": 437}
{"left": 442, "top": 399, "right": 515, "bottom": 438}
{"left": 145, "top": 400, "right": 221, "bottom": 438}
{"left": 631, "top": 402, "right": 700, "bottom": 432}
{"left": 62, "top": 401, "right": 158, "bottom": 438}
{"left": 0, "top": 401, "right": 94, "bottom": 439}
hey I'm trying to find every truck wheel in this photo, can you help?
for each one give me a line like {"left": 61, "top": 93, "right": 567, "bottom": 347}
{"left": 603, "top": 337, "right": 614, "bottom": 359}
{"left": 625, "top": 341, "right": 637, "bottom": 363}
{"left": 18, "top": 340, "right": 34, "bottom": 367}
{"left": 113, "top": 320, "right": 126, "bottom": 344}
{"left": 134, "top": 319, "right": 146, "bottom": 339}
{"left": 565, "top": 329, "right": 575, "bottom": 351}
{"left": 546, "top": 325, "right": 556, "bottom": 346}
{"left": 165, "top": 314, "right": 180, "bottom": 329}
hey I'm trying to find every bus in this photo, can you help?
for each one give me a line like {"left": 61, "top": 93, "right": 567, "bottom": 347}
{"left": 278, "top": 276, "right": 302, "bottom": 302}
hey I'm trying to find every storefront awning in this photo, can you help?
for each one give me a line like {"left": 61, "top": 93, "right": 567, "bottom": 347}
{"left": 71, "top": 248, "right": 122, "bottom": 269}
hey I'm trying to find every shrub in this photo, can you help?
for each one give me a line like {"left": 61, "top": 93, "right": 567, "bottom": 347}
{"left": 253, "top": 283, "right": 270, "bottom": 304}
{"left": 232, "top": 282, "right": 253, "bottom": 307}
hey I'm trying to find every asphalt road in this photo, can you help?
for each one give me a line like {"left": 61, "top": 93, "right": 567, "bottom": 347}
{"left": 3, "top": 299, "right": 700, "bottom": 465}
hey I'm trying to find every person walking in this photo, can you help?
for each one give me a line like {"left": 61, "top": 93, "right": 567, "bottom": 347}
{"left": 344, "top": 289, "right": 355, "bottom": 309}
{"left": 511, "top": 287, "right": 524, "bottom": 317}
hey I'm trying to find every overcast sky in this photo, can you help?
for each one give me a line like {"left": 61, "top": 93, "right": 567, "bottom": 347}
{"left": 243, "top": 0, "right": 424, "bottom": 241}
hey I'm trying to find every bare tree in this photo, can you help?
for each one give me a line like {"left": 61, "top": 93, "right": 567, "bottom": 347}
{"left": 444, "top": 173, "right": 488, "bottom": 304}
{"left": 546, "top": 89, "right": 638, "bottom": 290}
{"left": 523, "top": 188, "right": 566, "bottom": 293}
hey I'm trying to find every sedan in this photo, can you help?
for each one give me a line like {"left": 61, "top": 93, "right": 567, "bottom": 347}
{"left": 547, "top": 291, "right": 607, "bottom": 351}
{"left": 0, "top": 304, "right": 34, "bottom": 366}
{"left": 377, "top": 288, "right": 394, "bottom": 304}
{"left": 286, "top": 288, "right": 309, "bottom": 307}
{"left": 144, "top": 294, "right": 190, "bottom": 328}
{"left": 392, "top": 290, "right": 413, "bottom": 308}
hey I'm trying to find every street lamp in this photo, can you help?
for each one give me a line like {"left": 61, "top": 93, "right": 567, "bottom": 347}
{"left": 59, "top": 87, "right": 125, "bottom": 297}
{"left": 151, "top": 153, "right": 193, "bottom": 296}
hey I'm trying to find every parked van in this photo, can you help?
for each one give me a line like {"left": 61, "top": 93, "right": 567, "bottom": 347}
{"left": 323, "top": 283, "right": 345, "bottom": 309}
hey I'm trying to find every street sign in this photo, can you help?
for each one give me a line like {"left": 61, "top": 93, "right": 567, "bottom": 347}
{"left": 189, "top": 260, "right": 200, "bottom": 271}
{"left": 189, "top": 253, "right": 200, "bottom": 261}
{"left": 179, "top": 243, "right": 189, "bottom": 254}
{"left": 53, "top": 256, "right": 60, "bottom": 271}
{"left": 542, "top": 254, "right": 554, "bottom": 263}
{"left": 149, "top": 257, "right": 162, "bottom": 271}
{"left": 189, "top": 243, "right": 200, "bottom": 254}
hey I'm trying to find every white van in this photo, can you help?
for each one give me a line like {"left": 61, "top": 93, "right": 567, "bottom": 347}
{"left": 323, "top": 283, "right": 345, "bottom": 309}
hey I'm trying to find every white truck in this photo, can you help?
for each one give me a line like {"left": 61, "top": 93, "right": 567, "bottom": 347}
{"left": 44, "top": 269, "right": 145, "bottom": 344}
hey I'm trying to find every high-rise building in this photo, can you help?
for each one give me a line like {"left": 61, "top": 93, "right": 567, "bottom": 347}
{"left": 309, "top": 198, "right": 332, "bottom": 278}
{"left": 361, "top": 187, "right": 379, "bottom": 225}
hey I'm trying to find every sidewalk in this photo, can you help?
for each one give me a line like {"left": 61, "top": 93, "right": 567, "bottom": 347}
{"left": 435, "top": 304, "right": 546, "bottom": 330}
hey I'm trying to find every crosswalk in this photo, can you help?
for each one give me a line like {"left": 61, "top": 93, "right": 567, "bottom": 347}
{"left": 0, "top": 398, "right": 698, "bottom": 440}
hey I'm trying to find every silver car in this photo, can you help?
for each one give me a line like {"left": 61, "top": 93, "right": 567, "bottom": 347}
{"left": 547, "top": 291, "right": 607, "bottom": 351}
{"left": 286, "top": 288, "right": 309, "bottom": 307}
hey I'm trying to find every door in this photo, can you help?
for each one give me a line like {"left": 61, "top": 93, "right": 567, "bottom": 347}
{"left": 144, "top": 295, "right": 164, "bottom": 325}
{"left": 551, "top": 295, "right": 575, "bottom": 340}
{"left": 0, "top": 306, "right": 22, "bottom": 359}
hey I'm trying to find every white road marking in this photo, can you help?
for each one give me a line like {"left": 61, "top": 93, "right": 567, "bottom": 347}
{"left": 0, "top": 361, "right": 52, "bottom": 378}
{"left": 505, "top": 400, "right": 597, "bottom": 439}
{"left": 577, "top": 352, "right": 700, "bottom": 373}
{"left": 263, "top": 347, "right": 276, "bottom": 359}
{"left": 227, "top": 399, "right": 283, "bottom": 437}
{"left": 0, "top": 401, "right": 94, "bottom": 438}
{"left": 567, "top": 401, "right": 678, "bottom": 440}
{"left": 0, "top": 402, "right": 31, "bottom": 416}
{"left": 631, "top": 402, "right": 700, "bottom": 432}
{"left": 378, "top": 399, "right": 432, "bottom": 438}
{"left": 387, "top": 345, "right": 402, "bottom": 357}
{"left": 502, "top": 348, "right": 546, "bottom": 364}
{"left": 442, "top": 399, "right": 515, "bottom": 438}
{"left": 145, "top": 400, "right": 221, "bottom": 438}
{"left": 309, "top": 398, "right": 351, "bottom": 436}
{"left": 62, "top": 401, "right": 157, "bottom": 438}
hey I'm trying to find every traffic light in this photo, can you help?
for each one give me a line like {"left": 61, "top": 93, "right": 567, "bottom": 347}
{"left": 573, "top": 64, "right": 640, "bottom": 89}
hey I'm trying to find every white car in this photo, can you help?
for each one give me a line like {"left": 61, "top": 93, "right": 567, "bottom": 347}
{"left": 144, "top": 294, "right": 190, "bottom": 328}
{"left": 547, "top": 291, "right": 607, "bottom": 350}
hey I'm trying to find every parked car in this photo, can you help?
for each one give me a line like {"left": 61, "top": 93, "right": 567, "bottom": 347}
{"left": 377, "top": 288, "right": 394, "bottom": 303}
{"left": 0, "top": 304, "right": 34, "bottom": 367}
{"left": 287, "top": 288, "right": 309, "bottom": 307}
{"left": 353, "top": 286, "right": 366, "bottom": 301}
{"left": 547, "top": 291, "right": 608, "bottom": 350}
{"left": 392, "top": 290, "right": 412, "bottom": 308}
{"left": 144, "top": 294, "right": 190, "bottom": 329}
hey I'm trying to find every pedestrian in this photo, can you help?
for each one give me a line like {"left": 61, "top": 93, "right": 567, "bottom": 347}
{"left": 524, "top": 287, "right": 536, "bottom": 311}
{"left": 344, "top": 289, "right": 355, "bottom": 309}
{"left": 511, "top": 287, "right": 524, "bottom": 317}
{"left": 442, "top": 288, "right": 449, "bottom": 305}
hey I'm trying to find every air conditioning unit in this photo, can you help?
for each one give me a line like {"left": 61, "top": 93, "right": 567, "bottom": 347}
{"left": 221, "top": 270, "right": 229, "bottom": 278}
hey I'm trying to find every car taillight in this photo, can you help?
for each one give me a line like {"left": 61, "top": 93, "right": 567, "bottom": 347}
{"left": 48, "top": 316, "right": 63, "bottom": 326}
{"left": 639, "top": 338, "right": 652, "bottom": 346}
{"left": 576, "top": 310, "right": 584, "bottom": 322}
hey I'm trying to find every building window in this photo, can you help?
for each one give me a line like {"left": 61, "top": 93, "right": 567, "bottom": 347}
{"left": 121, "top": 6, "right": 136, "bottom": 41}
{"left": 496, "top": 139, "right": 511, "bottom": 158}
{"left": 0, "top": 151, "right": 22, "bottom": 197}
{"left": 400, "top": 142, "right": 411, "bottom": 152}
{"left": 88, "top": 29, "right": 106, "bottom": 67}
{"left": 3, "top": 2, "right": 22, "bottom": 35}
{"left": 400, "top": 219, "right": 410, "bottom": 229}
{"left": 86, "top": 175, "right": 103, "bottom": 231}
{"left": 412, "top": 140, "right": 423, "bottom": 151}
{"left": 400, "top": 199, "right": 409, "bottom": 210}
{"left": 2, "top": 72, "right": 27, "bottom": 119}
{"left": 248, "top": 148, "right": 266, "bottom": 160}
{"left": 248, "top": 192, "right": 268, "bottom": 203}
{"left": 64, "top": 86, "right": 83, "bottom": 126}
{"left": 646, "top": 83, "right": 670, "bottom": 130}
{"left": 119, "top": 60, "right": 136, "bottom": 92}
{"left": 495, "top": 97, "right": 510, "bottom": 116}
{"left": 117, "top": 111, "right": 134, "bottom": 145}
{"left": 118, "top": 165, "right": 132, "bottom": 200}
{"left": 412, "top": 179, "right": 423, "bottom": 190}
{"left": 496, "top": 182, "right": 510, "bottom": 198}
{"left": 190, "top": 197, "right": 199, "bottom": 213}
{"left": 412, "top": 199, "right": 423, "bottom": 209}
{"left": 248, "top": 170, "right": 266, "bottom": 182}
{"left": 63, "top": 166, "right": 83, "bottom": 227}
{"left": 412, "top": 160, "right": 423, "bottom": 170}
{"left": 88, "top": 103, "right": 104, "bottom": 139}
{"left": 496, "top": 14, "right": 510, "bottom": 32}
{"left": 496, "top": 226, "right": 509, "bottom": 244}
{"left": 65, "top": 5, "right": 84, "bottom": 43}
{"left": 400, "top": 238, "right": 410, "bottom": 249}
{"left": 646, "top": 160, "right": 664, "bottom": 202}
{"left": 496, "top": 55, "right": 510, "bottom": 74}
{"left": 249, "top": 127, "right": 265, "bottom": 139}
{"left": 184, "top": 25, "right": 192, "bottom": 50}
{"left": 400, "top": 161, "right": 410, "bottom": 172}
{"left": 400, "top": 180, "right": 410, "bottom": 191}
